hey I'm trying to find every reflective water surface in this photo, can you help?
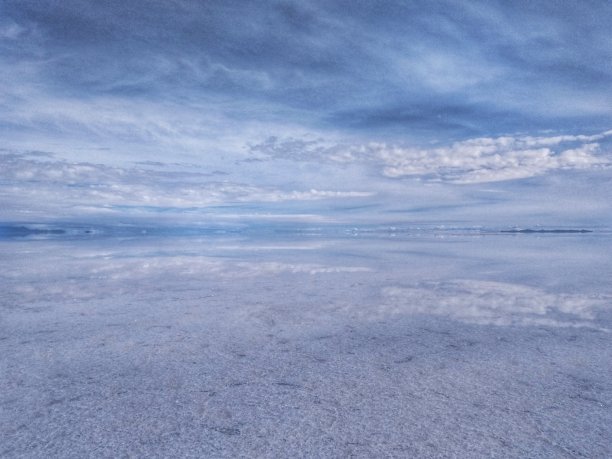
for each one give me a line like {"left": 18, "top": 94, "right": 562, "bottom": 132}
{"left": 1, "top": 229, "right": 611, "bottom": 457}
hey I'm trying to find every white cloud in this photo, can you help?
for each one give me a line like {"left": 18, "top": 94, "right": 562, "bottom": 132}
{"left": 252, "top": 129, "right": 611, "bottom": 184}
{"left": 0, "top": 153, "right": 374, "bottom": 220}
{"left": 374, "top": 136, "right": 609, "bottom": 183}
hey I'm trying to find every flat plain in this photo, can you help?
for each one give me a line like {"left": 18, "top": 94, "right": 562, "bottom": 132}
{"left": 1, "top": 229, "right": 611, "bottom": 458}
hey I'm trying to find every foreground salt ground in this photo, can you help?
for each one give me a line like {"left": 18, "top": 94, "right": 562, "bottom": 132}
{"left": 1, "top": 232, "right": 611, "bottom": 458}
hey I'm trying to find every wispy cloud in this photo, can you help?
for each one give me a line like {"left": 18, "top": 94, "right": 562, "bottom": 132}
{"left": 2, "top": 1, "right": 612, "bottom": 146}
{"left": 1, "top": 1, "right": 612, "bottom": 224}
{"left": 0, "top": 152, "right": 374, "bottom": 221}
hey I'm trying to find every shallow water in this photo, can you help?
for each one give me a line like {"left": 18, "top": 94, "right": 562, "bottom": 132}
{"left": 1, "top": 228, "right": 611, "bottom": 457}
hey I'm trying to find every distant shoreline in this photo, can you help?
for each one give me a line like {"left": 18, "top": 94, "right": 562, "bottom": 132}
{"left": 500, "top": 229, "right": 593, "bottom": 234}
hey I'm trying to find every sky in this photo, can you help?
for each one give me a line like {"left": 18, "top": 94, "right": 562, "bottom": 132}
{"left": 1, "top": 0, "right": 612, "bottom": 227}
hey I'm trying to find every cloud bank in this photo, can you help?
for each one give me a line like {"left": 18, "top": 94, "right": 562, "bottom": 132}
{"left": 0, "top": 152, "right": 375, "bottom": 221}
{"left": 377, "top": 133, "right": 611, "bottom": 183}
{"left": 251, "top": 130, "right": 612, "bottom": 183}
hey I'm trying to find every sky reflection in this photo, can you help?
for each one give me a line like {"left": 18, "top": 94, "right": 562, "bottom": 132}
{"left": 382, "top": 280, "right": 608, "bottom": 330}
{"left": 2, "top": 232, "right": 610, "bottom": 332}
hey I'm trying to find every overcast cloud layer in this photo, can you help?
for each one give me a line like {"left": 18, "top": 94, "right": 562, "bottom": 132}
{"left": 1, "top": 1, "right": 612, "bottom": 225}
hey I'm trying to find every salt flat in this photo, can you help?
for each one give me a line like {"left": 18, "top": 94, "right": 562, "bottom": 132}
{"left": 3, "top": 1, "right": 612, "bottom": 457}
{"left": 1, "top": 230, "right": 611, "bottom": 458}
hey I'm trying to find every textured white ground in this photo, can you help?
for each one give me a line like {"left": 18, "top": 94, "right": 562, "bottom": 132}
{"left": 1, "top": 233, "right": 611, "bottom": 458}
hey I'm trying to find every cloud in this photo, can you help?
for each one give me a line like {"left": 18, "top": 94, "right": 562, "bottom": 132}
{"left": 377, "top": 138, "right": 608, "bottom": 184}
{"left": 0, "top": 152, "right": 374, "bottom": 221}
{"left": 250, "top": 129, "right": 612, "bottom": 184}
{"left": 381, "top": 280, "right": 609, "bottom": 330}
{"left": 1, "top": 1, "right": 612, "bottom": 225}
{"left": 0, "top": 20, "right": 25, "bottom": 40}
{"left": 2, "top": 0, "right": 612, "bottom": 146}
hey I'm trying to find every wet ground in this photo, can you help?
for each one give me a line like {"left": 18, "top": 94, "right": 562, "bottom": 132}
{"left": 1, "top": 228, "right": 611, "bottom": 458}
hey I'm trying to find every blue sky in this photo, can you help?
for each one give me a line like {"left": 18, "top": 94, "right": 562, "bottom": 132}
{"left": 1, "top": 1, "right": 611, "bottom": 226}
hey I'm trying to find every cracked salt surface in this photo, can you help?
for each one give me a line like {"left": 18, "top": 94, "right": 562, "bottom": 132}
{"left": 1, "top": 232, "right": 611, "bottom": 457}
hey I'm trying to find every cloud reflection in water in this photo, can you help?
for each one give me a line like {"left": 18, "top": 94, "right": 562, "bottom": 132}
{"left": 382, "top": 280, "right": 609, "bottom": 330}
